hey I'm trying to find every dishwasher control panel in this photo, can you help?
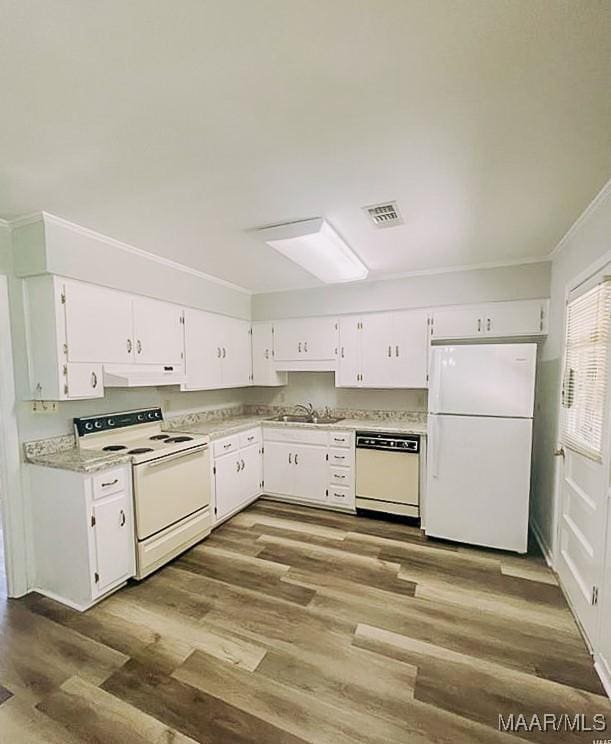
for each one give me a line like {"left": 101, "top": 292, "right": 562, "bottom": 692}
{"left": 355, "top": 431, "right": 420, "bottom": 453}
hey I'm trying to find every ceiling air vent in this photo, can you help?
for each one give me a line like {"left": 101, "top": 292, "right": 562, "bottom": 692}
{"left": 363, "top": 201, "right": 403, "bottom": 229}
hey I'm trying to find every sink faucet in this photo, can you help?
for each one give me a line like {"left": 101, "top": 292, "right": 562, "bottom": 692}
{"left": 294, "top": 402, "right": 317, "bottom": 417}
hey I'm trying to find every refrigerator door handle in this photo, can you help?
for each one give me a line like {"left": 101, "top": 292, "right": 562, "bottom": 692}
{"left": 430, "top": 415, "right": 441, "bottom": 478}
{"left": 430, "top": 349, "right": 443, "bottom": 413}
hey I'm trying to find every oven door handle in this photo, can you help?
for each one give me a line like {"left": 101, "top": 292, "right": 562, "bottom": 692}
{"left": 143, "top": 444, "right": 208, "bottom": 468}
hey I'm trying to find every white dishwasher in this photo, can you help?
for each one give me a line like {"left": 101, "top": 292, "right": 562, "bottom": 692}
{"left": 355, "top": 431, "right": 420, "bottom": 517}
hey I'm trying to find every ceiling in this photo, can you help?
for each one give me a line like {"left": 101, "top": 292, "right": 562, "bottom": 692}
{"left": 1, "top": 1, "right": 610, "bottom": 293}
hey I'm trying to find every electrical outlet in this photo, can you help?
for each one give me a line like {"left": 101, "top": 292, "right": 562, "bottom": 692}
{"left": 32, "top": 400, "right": 58, "bottom": 414}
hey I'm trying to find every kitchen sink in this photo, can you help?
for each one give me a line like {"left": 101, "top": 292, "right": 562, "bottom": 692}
{"left": 268, "top": 414, "right": 345, "bottom": 424}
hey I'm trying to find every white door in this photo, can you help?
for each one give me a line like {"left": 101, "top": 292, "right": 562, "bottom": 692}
{"left": 65, "top": 363, "right": 104, "bottom": 399}
{"left": 293, "top": 444, "right": 328, "bottom": 502}
{"left": 222, "top": 317, "right": 252, "bottom": 387}
{"left": 337, "top": 316, "right": 361, "bottom": 387}
{"left": 429, "top": 344, "right": 536, "bottom": 417}
{"left": 360, "top": 312, "right": 395, "bottom": 387}
{"left": 301, "top": 317, "right": 338, "bottom": 360}
{"left": 183, "top": 309, "right": 223, "bottom": 389}
{"left": 273, "top": 319, "right": 304, "bottom": 361}
{"left": 251, "top": 323, "right": 277, "bottom": 386}
{"left": 93, "top": 491, "right": 134, "bottom": 593}
{"left": 132, "top": 296, "right": 183, "bottom": 365}
{"left": 214, "top": 452, "right": 242, "bottom": 520}
{"left": 393, "top": 310, "right": 429, "bottom": 388}
{"left": 431, "top": 306, "right": 483, "bottom": 340}
{"left": 426, "top": 414, "right": 532, "bottom": 552}
{"left": 64, "top": 280, "right": 133, "bottom": 364}
{"left": 483, "top": 300, "right": 545, "bottom": 337}
{"left": 240, "top": 443, "right": 262, "bottom": 502}
{"left": 556, "top": 277, "right": 611, "bottom": 643}
{"left": 263, "top": 441, "right": 294, "bottom": 495}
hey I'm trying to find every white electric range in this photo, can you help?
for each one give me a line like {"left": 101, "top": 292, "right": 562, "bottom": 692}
{"left": 75, "top": 407, "right": 211, "bottom": 578}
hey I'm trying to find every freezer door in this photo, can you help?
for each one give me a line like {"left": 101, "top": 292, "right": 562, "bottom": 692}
{"left": 429, "top": 343, "right": 536, "bottom": 417}
{"left": 426, "top": 414, "right": 532, "bottom": 552}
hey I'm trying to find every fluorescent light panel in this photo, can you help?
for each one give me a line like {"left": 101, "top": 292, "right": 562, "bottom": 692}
{"left": 256, "top": 218, "right": 368, "bottom": 283}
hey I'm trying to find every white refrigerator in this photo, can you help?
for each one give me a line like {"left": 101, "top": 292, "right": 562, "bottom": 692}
{"left": 426, "top": 343, "right": 537, "bottom": 553}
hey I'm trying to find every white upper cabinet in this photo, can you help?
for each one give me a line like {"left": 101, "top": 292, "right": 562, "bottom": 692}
{"left": 251, "top": 322, "right": 287, "bottom": 387}
{"left": 64, "top": 281, "right": 133, "bottom": 364}
{"left": 183, "top": 309, "right": 252, "bottom": 390}
{"left": 338, "top": 310, "right": 429, "bottom": 389}
{"left": 132, "top": 296, "right": 184, "bottom": 365}
{"left": 431, "top": 299, "right": 548, "bottom": 341}
{"left": 273, "top": 317, "right": 338, "bottom": 365}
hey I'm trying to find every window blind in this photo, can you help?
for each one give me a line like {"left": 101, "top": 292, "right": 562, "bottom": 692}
{"left": 561, "top": 279, "right": 611, "bottom": 461}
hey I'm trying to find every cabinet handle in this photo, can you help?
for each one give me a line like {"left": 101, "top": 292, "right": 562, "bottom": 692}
{"left": 333, "top": 437, "right": 345, "bottom": 442}
{"left": 101, "top": 478, "right": 119, "bottom": 488}
{"left": 395, "top": 345, "right": 399, "bottom": 357}
{"left": 241, "top": 458, "right": 245, "bottom": 470}
{"left": 137, "top": 339, "right": 142, "bottom": 354}
{"left": 294, "top": 453, "right": 299, "bottom": 465}
{"left": 119, "top": 509, "right": 126, "bottom": 527}
{"left": 341, "top": 346, "right": 344, "bottom": 358}
{"left": 387, "top": 346, "right": 392, "bottom": 357}
{"left": 236, "top": 460, "right": 241, "bottom": 472}
{"left": 298, "top": 342, "right": 302, "bottom": 353}
{"left": 334, "top": 454, "right": 346, "bottom": 460}
{"left": 217, "top": 347, "right": 221, "bottom": 358}
{"left": 126, "top": 338, "right": 132, "bottom": 353}
{"left": 223, "top": 442, "right": 232, "bottom": 449}
{"left": 247, "top": 435, "right": 255, "bottom": 441}
{"left": 289, "top": 452, "right": 292, "bottom": 464}
{"left": 222, "top": 347, "right": 227, "bottom": 358}
{"left": 334, "top": 473, "right": 346, "bottom": 479}
{"left": 486, "top": 318, "right": 491, "bottom": 332}
{"left": 91, "top": 371, "right": 98, "bottom": 388}
{"left": 477, "top": 318, "right": 482, "bottom": 333}
{"left": 304, "top": 341, "right": 308, "bottom": 352}
{"left": 264, "top": 349, "right": 269, "bottom": 359}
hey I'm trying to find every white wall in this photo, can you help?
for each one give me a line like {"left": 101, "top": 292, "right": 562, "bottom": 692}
{"left": 252, "top": 261, "right": 550, "bottom": 320}
{"left": 531, "top": 181, "right": 611, "bottom": 558}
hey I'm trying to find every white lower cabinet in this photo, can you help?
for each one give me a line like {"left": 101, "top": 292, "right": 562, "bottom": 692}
{"left": 28, "top": 464, "right": 135, "bottom": 610}
{"left": 213, "top": 428, "right": 262, "bottom": 522}
{"left": 263, "top": 427, "right": 355, "bottom": 510}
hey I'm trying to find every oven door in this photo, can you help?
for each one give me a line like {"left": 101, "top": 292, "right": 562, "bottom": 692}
{"left": 133, "top": 445, "right": 210, "bottom": 541}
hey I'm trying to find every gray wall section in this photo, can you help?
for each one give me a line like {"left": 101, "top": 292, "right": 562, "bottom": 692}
{"left": 252, "top": 261, "right": 551, "bottom": 320}
{"left": 531, "top": 184, "right": 611, "bottom": 557}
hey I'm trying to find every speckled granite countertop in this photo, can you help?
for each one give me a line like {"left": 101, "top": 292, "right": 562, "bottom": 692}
{"left": 25, "top": 448, "right": 132, "bottom": 474}
{"left": 170, "top": 415, "right": 427, "bottom": 439}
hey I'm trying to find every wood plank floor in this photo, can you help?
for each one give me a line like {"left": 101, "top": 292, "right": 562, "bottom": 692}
{"left": 1, "top": 501, "right": 610, "bottom": 743}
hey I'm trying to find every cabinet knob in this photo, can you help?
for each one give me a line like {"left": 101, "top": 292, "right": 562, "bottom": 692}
{"left": 477, "top": 318, "right": 482, "bottom": 333}
{"left": 486, "top": 318, "right": 492, "bottom": 332}
{"left": 136, "top": 339, "right": 142, "bottom": 354}
{"left": 395, "top": 345, "right": 399, "bottom": 357}
{"left": 304, "top": 341, "right": 308, "bottom": 353}
{"left": 126, "top": 338, "right": 132, "bottom": 353}
{"left": 264, "top": 349, "right": 269, "bottom": 359}
{"left": 387, "top": 346, "right": 392, "bottom": 357}
{"left": 341, "top": 347, "right": 344, "bottom": 358}
{"left": 222, "top": 347, "right": 227, "bottom": 358}
{"left": 288, "top": 452, "right": 292, "bottom": 464}
{"left": 236, "top": 460, "right": 241, "bottom": 472}
{"left": 91, "top": 371, "right": 98, "bottom": 388}
{"left": 119, "top": 509, "right": 126, "bottom": 527}
{"left": 298, "top": 342, "right": 302, "bottom": 353}
{"left": 294, "top": 453, "right": 299, "bottom": 465}
{"left": 217, "top": 347, "right": 221, "bottom": 358}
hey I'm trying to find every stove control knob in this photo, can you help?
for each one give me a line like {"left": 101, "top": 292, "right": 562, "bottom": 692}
{"left": 85, "top": 422, "right": 94, "bottom": 431}
{"left": 94, "top": 421, "right": 102, "bottom": 429}
{"left": 147, "top": 412, "right": 155, "bottom": 420}
{"left": 155, "top": 411, "right": 161, "bottom": 419}
{"left": 137, "top": 413, "right": 145, "bottom": 422}
{"left": 107, "top": 418, "right": 115, "bottom": 427}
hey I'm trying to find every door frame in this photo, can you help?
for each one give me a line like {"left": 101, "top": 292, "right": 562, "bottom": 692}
{"left": 0, "top": 274, "right": 29, "bottom": 596}
{"left": 552, "top": 251, "right": 611, "bottom": 646}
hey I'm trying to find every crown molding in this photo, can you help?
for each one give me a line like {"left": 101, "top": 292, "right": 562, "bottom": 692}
{"left": 7, "top": 211, "right": 251, "bottom": 295}
{"left": 548, "top": 177, "right": 611, "bottom": 261}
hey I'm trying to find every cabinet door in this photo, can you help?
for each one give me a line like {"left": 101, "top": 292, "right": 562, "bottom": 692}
{"left": 240, "top": 443, "right": 262, "bottom": 503}
{"left": 133, "top": 296, "right": 184, "bottom": 365}
{"left": 432, "top": 307, "right": 483, "bottom": 340}
{"left": 214, "top": 452, "right": 242, "bottom": 520}
{"left": 483, "top": 300, "right": 545, "bottom": 337}
{"left": 302, "top": 318, "right": 338, "bottom": 360}
{"left": 337, "top": 316, "right": 362, "bottom": 387}
{"left": 393, "top": 310, "right": 429, "bottom": 388}
{"left": 66, "top": 363, "right": 104, "bottom": 400}
{"left": 263, "top": 441, "right": 294, "bottom": 495}
{"left": 273, "top": 319, "right": 305, "bottom": 361}
{"left": 64, "top": 280, "right": 133, "bottom": 364}
{"left": 252, "top": 323, "right": 286, "bottom": 386}
{"left": 293, "top": 444, "right": 328, "bottom": 502}
{"left": 183, "top": 309, "right": 223, "bottom": 389}
{"left": 93, "top": 491, "right": 134, "bottom": 594}
{"left": 360, "top": 312, "right": 395, "bottom": 387}
{"left": 221, "top": 317, "right": 252, "bottom": 388}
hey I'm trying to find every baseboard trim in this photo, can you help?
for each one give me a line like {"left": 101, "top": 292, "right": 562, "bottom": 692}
{"left": 530, "top": 519, "right": 554, "bottom": 569}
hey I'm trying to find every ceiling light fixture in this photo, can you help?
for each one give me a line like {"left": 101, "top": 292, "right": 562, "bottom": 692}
{"left": 255, "top": 218, "right": 368, "bottom": 284}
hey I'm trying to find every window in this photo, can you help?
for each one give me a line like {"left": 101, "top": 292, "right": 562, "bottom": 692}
{"left": 561, "top": 279, "right": 611, "bottom": 461}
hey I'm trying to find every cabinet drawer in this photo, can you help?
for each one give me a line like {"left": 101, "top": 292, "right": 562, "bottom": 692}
{"left": 263, "top": 427, "right": 328, "bottom": 446}
{"left": 213, "top": 435, "right": 240, "bottom": 457}
{"left": 328, "top": 448, "right": 353, "bottom": 467}
{"left": 93, "top": 467, "right": 128, "bottom": 499}
{"left": 239, "top": 428, "right": 261, "bottom": 448}
{"left": 329, "top": 431, "right": 352, "bottom": 448}
{"left": 329, "top": 467, "right": 352, "bottom": 487}
{"left": 328, "top": 486, "right": 353, "bottom": 507}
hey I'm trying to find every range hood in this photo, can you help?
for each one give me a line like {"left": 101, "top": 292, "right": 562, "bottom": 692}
{"left": 103, "top": 364, "right": 186, "bottom": 388}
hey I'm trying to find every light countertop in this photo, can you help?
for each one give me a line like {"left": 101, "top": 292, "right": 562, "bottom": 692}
{"left": 26, "top": 448, "right": 132, "bottom": 474}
